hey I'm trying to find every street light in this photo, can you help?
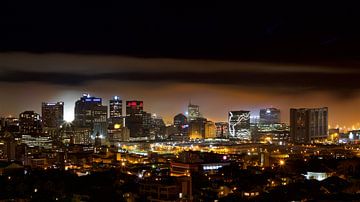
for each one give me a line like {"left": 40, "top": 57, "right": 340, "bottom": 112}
{"left": 279, "top": 160, "right": 285, "bottom": 166}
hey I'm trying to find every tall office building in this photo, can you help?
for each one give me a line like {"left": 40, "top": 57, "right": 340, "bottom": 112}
{"left": 41, "top": 102, "right": 64, "bottom": 128}
{"left": 109, "top": 96, "right": 122, "bottom": 119}
{"left": 151, "top": 115, "right": 166, "bottom": 139}
{"left": 189, "top": 117, "right": 207, "bottom": 139}
{"left": 205, "top": 121, "right": 216, "bottom": 139}
{"left": 19, "top": 111, "right": 42, "bottom": 134}
{"left": 290, "top": 107, "right": 328, "bottom": 143}
{"left": 74, "top": 93, "right": 108, "bottom": 140}
{"left": 259, "top": 108, "right": 280, "bottom": 124}
{"left": 126, "top": 100, "right": 144, "bottom": 137}
{"left": 187, "top": 102, "right": 201, "bottom": 121}
{"left": 228, "top": 111, "right": 251, "bottom": 140}
{"left": 174, "top": 113, "right": 188, "bottom": 135}
{"left": 215, "top": 122, "right": 228, "bottom": 138}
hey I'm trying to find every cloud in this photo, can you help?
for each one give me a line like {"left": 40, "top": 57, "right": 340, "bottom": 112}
{"left": 0, "top": 69, "right": 359, "bottom": 95}
{"left": 1, "top": 53, "right": 360, "bottom": 96}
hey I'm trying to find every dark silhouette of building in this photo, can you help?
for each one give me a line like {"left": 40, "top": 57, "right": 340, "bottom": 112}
{"left": 19, "top": 111, "right": 42, "bottom": 134}
{"left": 125, "top": 100, "right": 144, "bottom": 137}
{"left": 41, "top": 102, "right": 64, "bottom": 128}
{"left": 174, "top": 113, "right": 188, "bottom": 135}
{"left": 259, "top": 108, "right": 280, "bottom": 124}
{"left": 290, "top": 107, "right": 328, "bottom": 143}
{"left": 1, "top": 116, "right": 20, "bottom": 134}
{"left": 74, "top": 93, "right": 108, "bottom": 141}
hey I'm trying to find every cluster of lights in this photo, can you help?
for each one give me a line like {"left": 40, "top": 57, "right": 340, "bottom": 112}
{"left": 228, "top": 112, "right": 250, "bottom": 138}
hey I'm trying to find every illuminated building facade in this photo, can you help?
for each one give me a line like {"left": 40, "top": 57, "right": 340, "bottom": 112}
{"left": 215, "top": 122, "right": 228, "bottom": 138}
{"left": 205, "top": 121, "right": 216, "bottom": 139}
{"left": 126, "top": 100, "right": 144, "bottom": 137}
{"left": 189, "top": 118, "right": 207, "bottom": 139}
{"left": 74, "top": 93, "right": 108, "bottom": 141}
{"left": 109, "top": 96, "right": 122, "bottom": 119}
{"left": 187, "top": 102, "right": 201, "bottom": 121}
{"left": 150, "top": 114, "right": 166, "bottom": 140}
{"left": 253, "top": 123, "right": 290, "bottom": 144}
{"left": 19, "top": 111, "right": 42, "bottom": 134}
{"left": 259, "top": 108, "right": 280, "bottom": 124}
{"left": 21, "top": 135, "right": 52, "bottom": 149}
{"left": 142, "top": 112, "right": 153, "bottom": 137}
{"left": 228, "top": 111, "right": 251, "bottom": 140}
{"left": 346, "top": 130, "right": 360, "bottom": 142}
{"left": 108, "top": 124, "right": 130, "bottom": 143}
{"left": 41, "top": 102, "right": 64, "bottom": 128}
{"left": 290, "top": 107, "right": 328, "bottom": 143}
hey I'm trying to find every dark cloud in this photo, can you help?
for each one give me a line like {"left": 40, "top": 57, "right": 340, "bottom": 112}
{"left": 1, "top": 2, "right": 360, "bottom": 62}
{"left": 0, "top": 70, "right": 358, "bottom": 95}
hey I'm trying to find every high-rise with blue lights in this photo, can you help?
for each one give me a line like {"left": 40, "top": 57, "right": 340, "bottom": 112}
{"left": 74, "top": 93, "right": 108, "bottom": 141}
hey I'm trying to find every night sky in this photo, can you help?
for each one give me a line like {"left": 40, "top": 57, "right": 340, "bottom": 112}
{"left": 1, "top": 2, "right": 360, "bottom": 127}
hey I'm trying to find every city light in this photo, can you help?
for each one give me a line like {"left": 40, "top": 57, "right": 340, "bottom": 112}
{"left": 279, "top": 160, "right": 285, "bottom": 166}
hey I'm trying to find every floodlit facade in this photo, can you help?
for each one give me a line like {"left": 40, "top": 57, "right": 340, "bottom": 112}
{"left": 187, "top": 102, "right": 201, "bottom": 121}
{"left": 215, "top": 122, "right": 228, "bottom": 138}
{"left": 228, "top": 111, "right": 251, "bottom": 140}
{"left": 205, "top": 121, "right": 216, "bottom": 139}
{"left": 189, "top": 118, "right": 207, "bottom": 139}
{"left": 259, "top": 108, "right": 280, "bottom": 124}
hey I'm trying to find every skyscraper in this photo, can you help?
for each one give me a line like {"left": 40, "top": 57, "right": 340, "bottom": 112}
{"left": 19, "top": 111, "right": 42, "bottom": 134}
{"left": 228, "top": 111, "right": 251, "bottom": 140}
{"left": 41, "top": 102, "right": 64, "bottom": 128}
{"left": 290, "top": 107, "right": 328, "bottom": 143}
{"left": 187, "top": 102, "right": 201, "bottom": 121}
{"left": 126, "top": 100, "right": 144, "bottom": 137}
{"left": 151, "top": 114, "right": 166, "bottom": 140}
{"left": 109, "top": 96, "right": 122, "bottom": 119}
{"left": 74, "top": 93, "right": 108, "bottom": 140}
{"left": 259, "top": 108, "right": 280, "bottom": 124}
{"left": 215, "top": 122, "right": 228, "bottom": 138}
{"left": 126, "top": 100, "right": 143, "bottom": 115}
{"left": 189, "top": 117, "right": 207, "bottom": 139}
{"left": 174, "top": 113, "right": 188, "bottom": 135}
{"left": 205, "top": 121, "right": 216, "bottom": 139}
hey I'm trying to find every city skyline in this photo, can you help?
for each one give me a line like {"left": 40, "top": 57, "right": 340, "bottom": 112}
{"left": 0, "top": 52, "right": 360, "bottom": 128}
{"left": 1, "top": 2, "right": 360, "bottom": 201}
{"left": 0, "top": 90, "right": 358, "bottom": 130}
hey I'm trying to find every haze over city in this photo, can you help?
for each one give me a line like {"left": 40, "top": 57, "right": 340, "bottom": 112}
{"left": 2, "top": 52, "right": 360, "bottom": 128}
